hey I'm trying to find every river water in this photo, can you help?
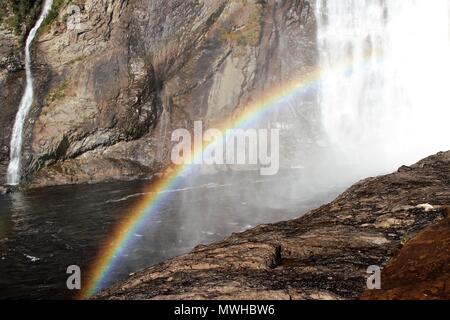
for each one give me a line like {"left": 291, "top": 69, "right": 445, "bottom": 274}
{"left": 0, "top": 170, "right": 343, "bottom": 299}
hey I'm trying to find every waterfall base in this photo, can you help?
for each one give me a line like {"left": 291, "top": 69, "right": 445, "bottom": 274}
{"left": 94, "top": 151, "right": 450, "bottom": 300}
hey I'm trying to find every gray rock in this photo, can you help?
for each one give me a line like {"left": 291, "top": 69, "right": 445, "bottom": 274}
{"left": 2, "top": 0, "right": 318, "bottom": 187}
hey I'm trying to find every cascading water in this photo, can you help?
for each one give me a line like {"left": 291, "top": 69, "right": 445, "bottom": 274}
{"left": 7, "top": 0, "right": 54, "bottom": 185}
{"left": 315, "top": 0, "right": 450, "bottom": 175}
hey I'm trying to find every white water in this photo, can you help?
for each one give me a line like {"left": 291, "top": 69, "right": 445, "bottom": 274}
{"left": 7, "top": 0, "right": 53, "bottom": 185}
{"left": 316, "top": 0, "right": 450, "bottom": 175}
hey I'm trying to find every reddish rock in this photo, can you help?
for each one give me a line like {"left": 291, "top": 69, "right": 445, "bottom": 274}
{"left": 361, "top": 208, "right": 450, "bottom": 300}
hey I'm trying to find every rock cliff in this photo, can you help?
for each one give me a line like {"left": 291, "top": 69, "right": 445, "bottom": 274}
{"left": 0, "top": 1, "right": 29, "bottom": 185}
{"left": 1, "top": 0, "right": 318, "bottom": 187}
{"left": 95, "top": 151, "right": 450, "bottom": 300}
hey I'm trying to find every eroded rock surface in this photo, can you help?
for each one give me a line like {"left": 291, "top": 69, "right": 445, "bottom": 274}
{"left": 95, "top": 151, "right": 450, "bottom": 300}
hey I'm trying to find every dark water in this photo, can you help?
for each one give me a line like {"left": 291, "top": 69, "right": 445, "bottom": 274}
{"left": 0, "top": 170, "right": 343, "bottom": 299}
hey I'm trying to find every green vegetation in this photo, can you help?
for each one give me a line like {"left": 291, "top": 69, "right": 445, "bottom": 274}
{"left": 400, "top": 234, "right": 409, "bottom": 246}
{"left": 0, "top": 0, "right": 44, "bottom": 35}
{"left": 0, "top": 0, "right": 77, "bottom": 39}
{"left": 219, "top": 5, "right": 262, "bottom": 48}
{"left": 41, "top": 0, "right": 71, "bottom": 30}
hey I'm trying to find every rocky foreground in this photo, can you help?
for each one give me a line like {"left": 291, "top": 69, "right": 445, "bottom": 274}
{"left": 96, "top": 151, "right": 450, "bottom": 300}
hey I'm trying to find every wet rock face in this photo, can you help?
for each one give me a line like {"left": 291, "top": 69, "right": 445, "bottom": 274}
{"left": 7, "top": 0, "right": 317, "bottom": 187}
{"left": 0, "top": 23, "right": 25, "bottom": 185}
{"left": 95, "top": 151, "right": 450, "bottom": 300}
{"left": 0, "top": 0, "right": 47, "bottom": 185}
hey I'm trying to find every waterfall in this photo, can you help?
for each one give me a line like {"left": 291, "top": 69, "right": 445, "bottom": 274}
{"left": 315, "top": 0, "right": 450, "bottom": 174}
{"left": 7, "top": 0, "right": 54, "bottom": 185}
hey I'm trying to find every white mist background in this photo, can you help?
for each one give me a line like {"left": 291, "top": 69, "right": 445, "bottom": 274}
{"left": 317, "top": 0, "right": 450, "bottom": 175}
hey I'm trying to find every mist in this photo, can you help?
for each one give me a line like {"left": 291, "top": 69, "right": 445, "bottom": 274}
{"left": 146, "top": 0, "right": 450, "bottom": 263}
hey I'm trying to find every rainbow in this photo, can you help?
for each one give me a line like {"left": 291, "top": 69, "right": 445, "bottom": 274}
{"left": 80, "top": 55, "right": 377, "bottom": 299}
